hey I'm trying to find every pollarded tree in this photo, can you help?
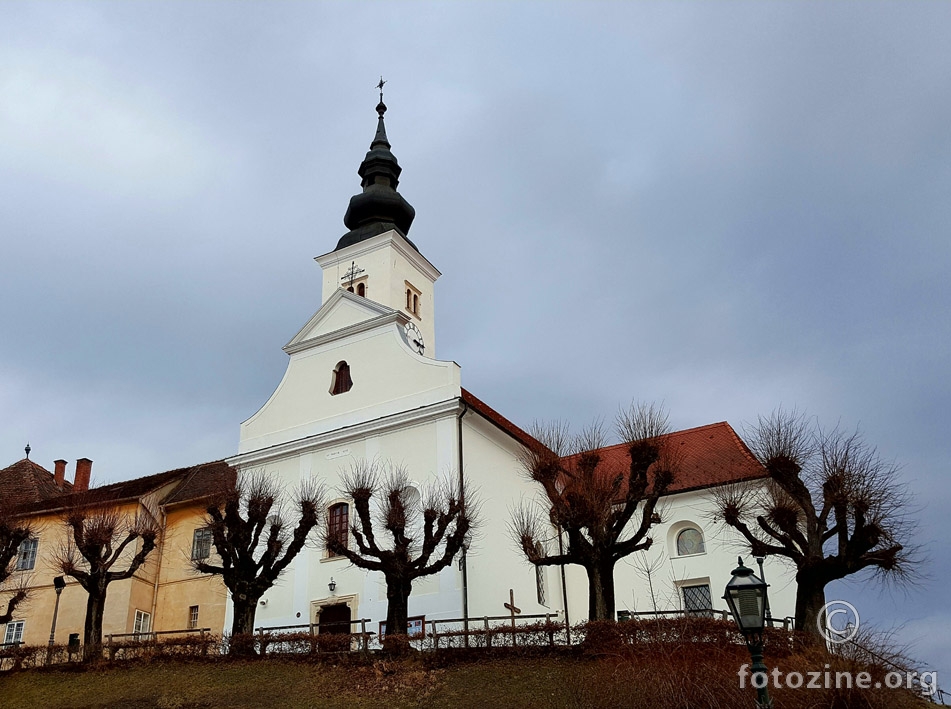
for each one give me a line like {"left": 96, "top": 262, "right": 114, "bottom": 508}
{"left": 323, "top": 462, "right": 473, "bottom": 643}
{"left": 714, "top": 409, "right": 917, "bottom": 637}
{"left": 193, "top": 471, "right": 324, "bottom": 650}
{"left": 0, "top": 505, "right": 32, "bottom": 625}
{"left": 513, "top": 402, "right": 678, "bottom": 621}
{"left": 57, "top": 506, "right": 160, "bottom": 660}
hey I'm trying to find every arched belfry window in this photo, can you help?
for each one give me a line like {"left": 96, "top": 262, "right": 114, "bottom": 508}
{"left": 676, "top": 527, "right": 705, "bottom": 556}
{"left": 406, "top": 289, "right": 412, "bottom": 309}
{"left": 356, "top": 283, "right": 365, "bottom": 297}
{"left": 330, "top": 361, "right": 353, "bottom": 395}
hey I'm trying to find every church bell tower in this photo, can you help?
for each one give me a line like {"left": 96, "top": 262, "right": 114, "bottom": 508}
{"left": 315, "top": 89, "right": 440, "bottom": 356}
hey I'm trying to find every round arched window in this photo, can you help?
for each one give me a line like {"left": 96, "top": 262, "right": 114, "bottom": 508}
{"left": 676, "top": 528, "right": 705, "bottom": 556}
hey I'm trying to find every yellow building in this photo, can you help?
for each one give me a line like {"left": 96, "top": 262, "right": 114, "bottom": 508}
{"left": 1, "top": 456, "right": 233, "bottom": 650}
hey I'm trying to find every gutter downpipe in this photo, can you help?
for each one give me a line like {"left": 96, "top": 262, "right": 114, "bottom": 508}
{"left": 558, "top": 524, "right": 571, "bottom": 645}
{"left": 150, "top": 504, "right": 168, "bottom": 631}
{"left": 457, "top": 398, "right": 470, "bottom": 647}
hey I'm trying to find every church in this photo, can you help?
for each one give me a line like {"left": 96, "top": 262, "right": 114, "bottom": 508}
{"left": 1, "top": 97, "right": 796, "bottom": 649}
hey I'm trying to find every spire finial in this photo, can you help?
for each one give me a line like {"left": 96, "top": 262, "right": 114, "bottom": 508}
{"left": 375, "top": 76, "right": 387, "bottom": 117}
{"left": 24, "top": 442, "right": 31, "bottom": 460}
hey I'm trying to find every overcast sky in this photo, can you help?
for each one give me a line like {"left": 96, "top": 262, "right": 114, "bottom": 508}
{"left": 2, "top": 0, "right": 948, "bottom": 682}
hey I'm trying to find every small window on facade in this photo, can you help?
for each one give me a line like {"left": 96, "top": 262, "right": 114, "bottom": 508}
{"left": 133, "top": 609, "right": 151, "bottom": 638}
{"left": 327, "top": 503, "right": 349, "bottom": 556}
{"left": 412, "top": 294, "right": 418, "bottom": 315}
{"left": 330, "top": 361, "right": 353, "bottom": 395}
{"left": 16, "top": 538, "right": 37, "bottom": 571}
{"left": 191, "top": 528, "right": 213, "bottom": 560}
{"left": 676, "top": 528, "right": 705, "bottom": 556}
{"left": 356, "top": 283, "right": 365, "bottom": 297}
{"left": 188, "top": 605, "right": 200, "bottom": 630}
{"left": 406, "top": 289, "right": 412, "bottom": 309}
{"left": 4, "top": 620, "right": 24, "bottom": 645}
{"left": 535, "top": 542, "right": 547, "bottom": 606}
{"left": 681, "top": 584, "right": 713, "bottom": 618}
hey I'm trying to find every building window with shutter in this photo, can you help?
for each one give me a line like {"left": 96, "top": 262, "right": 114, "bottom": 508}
{"left": 188, "top": 606, "right": 200, "bottom": 630}
{"left": 327, "top": 503, "right": 349, "bottom": 557}
{"left": 3, "top": 621, "right": 24, "bottom": 645}
{"left": 16, "top": 538, "right": 38, "bottom": 571}
{"left": 191, "top": 528, "right": 213, "bottom": 560}
{"left": 133, "top": 610, "right": 151, "bottom": 638}
{"left": 330, "top": 362, "right": 353, "bottom": 395}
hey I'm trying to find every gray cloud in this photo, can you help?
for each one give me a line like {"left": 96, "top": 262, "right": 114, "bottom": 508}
{"left": 2, "top": 0, "right": 948, "bottom": 679}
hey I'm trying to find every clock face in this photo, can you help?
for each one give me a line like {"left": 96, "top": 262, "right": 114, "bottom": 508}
{"left": 404, "top": 322, "right": 425, "bottom": 355}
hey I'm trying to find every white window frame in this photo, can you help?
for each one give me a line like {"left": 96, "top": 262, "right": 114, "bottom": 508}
{"left": 4, "top": 620, "right": 25, "bottom": 645}
{"left": 188, "top": 605, "right": 199, "bottom": 630}
{"left": 191, "top": 528, "right": 213, "bottom": 561}
{"left": 133, "top": 609, "right": 151, "bottom": 638}
{"left": 16, "top": 538, "right": 38, "bottom": 571}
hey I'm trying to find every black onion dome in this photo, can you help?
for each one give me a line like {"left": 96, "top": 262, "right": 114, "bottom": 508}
{"left": 336, "top": 101, "right": 417, "bottom": 251}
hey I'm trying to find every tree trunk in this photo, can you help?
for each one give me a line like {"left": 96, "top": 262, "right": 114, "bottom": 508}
{"left": 83, "top": 588, "right": 106, "bottom": 662}
{"left": 230, "top": 595, "right": 259, "bottom": 655}
{"left": 795, "top": 572, "right": 827, "bottom": 640}
{"left": 384, "top": 575, "right": 412, "bottom": 637}
{"left": 586, "top": 559, "right": 617, "bottom": 621}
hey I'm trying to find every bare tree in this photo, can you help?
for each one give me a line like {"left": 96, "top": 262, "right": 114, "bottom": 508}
{"left": 513, "top": 402, "right": 677, "bottom": 621}
{"left": 323, "top": 462, "right": 473, "bottom": 645}
{"left": 56, "top": 506, "right": 159, "bottom": 660}
{"left": 0, "top": 505, "right": 32, "bottom": 625}
{"left": 714, "top": 408, "right": 917, "bottom": 637}
{"left": 193, "top": 471, "right": 324, "bottom": 651}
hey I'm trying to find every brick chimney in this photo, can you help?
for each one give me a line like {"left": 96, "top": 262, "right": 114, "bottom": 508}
{"left": 74, "top": 458, "right": 92, "bottom": 492}
{"left": 54, "top": 459, "right": 67, "bottom": 488}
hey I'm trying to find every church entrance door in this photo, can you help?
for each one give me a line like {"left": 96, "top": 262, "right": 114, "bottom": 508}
{"left": 319, "top": 603, "right": 352, "bottom": 634}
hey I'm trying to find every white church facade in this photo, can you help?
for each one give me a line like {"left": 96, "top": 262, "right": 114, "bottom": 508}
{"left": 225, "top": 98, "right": 798, "bottom": 638}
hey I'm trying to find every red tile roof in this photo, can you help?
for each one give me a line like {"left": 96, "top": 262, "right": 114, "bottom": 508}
{"left": 0, "top": 458, "right": 72, "bottom": 510}
{"left": 459, "top": 390, "right": 764, "bottom": 495}
{"left": 12, "top": 460, "right": 235, "bottom": 516}
{"left": 568, "top": 421, "right": 766, "bottom": 496}
{"left": 461, "top": 388, "right": 540, "bottom": 450}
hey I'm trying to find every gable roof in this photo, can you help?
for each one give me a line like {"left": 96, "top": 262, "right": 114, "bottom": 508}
{"left": 461, "top": 388, "right": 540, "bottom": 450}
{"left": 13, "top": 460, "right": 234, "bottom": 516}
{"left": 0, "top": 458, "right": 72, "bottom": 509}
{"left": 569, "top": 421, "right": 766, "bottom": 496}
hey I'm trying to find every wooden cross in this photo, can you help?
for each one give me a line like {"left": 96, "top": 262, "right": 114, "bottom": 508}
{"left": 341, "top": 260, "right": 365, "bottom": 289}
{"left": 504, "top": 588, "right": 521, "bottom": 635}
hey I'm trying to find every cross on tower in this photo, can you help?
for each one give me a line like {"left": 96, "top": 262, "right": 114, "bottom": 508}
{"left": 341, "top": 261, "right": 365, "bottom": 289}
{"left": 376, "top": 76, "right": 386, "bottom": 102}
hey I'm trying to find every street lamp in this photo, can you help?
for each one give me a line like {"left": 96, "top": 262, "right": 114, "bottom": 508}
{"left": 754, "top": 555, "right": 774, "bottom": 628}
{"left": 723, "top": 557, "right": 773, "bottom": 709}
{"left": 46, "top": 576, "right": 66, "bottom": 666}
{"left": 328, "top": 577, "right": 336, "bottom": 594}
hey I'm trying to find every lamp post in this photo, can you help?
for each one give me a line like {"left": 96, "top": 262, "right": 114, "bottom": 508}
{"left": 46, "top": 576, "right": 66, "bottom": 666}
{"left": 754, "top": 555, "right": 774, "bottom": 628}
{"left": 724, "top": 557, "right": 773, "bottom": 709}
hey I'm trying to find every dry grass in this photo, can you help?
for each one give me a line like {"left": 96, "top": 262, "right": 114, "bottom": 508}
{"left": 0, "top": 619, "right": 935, "bottom": 709}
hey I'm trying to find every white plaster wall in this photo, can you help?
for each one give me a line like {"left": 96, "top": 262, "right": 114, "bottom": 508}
{"left": 239, "top": 323, "right": 460, "bottom": 453}
{"left": 315, "top": 230, "right": 439, "bottom": 356}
